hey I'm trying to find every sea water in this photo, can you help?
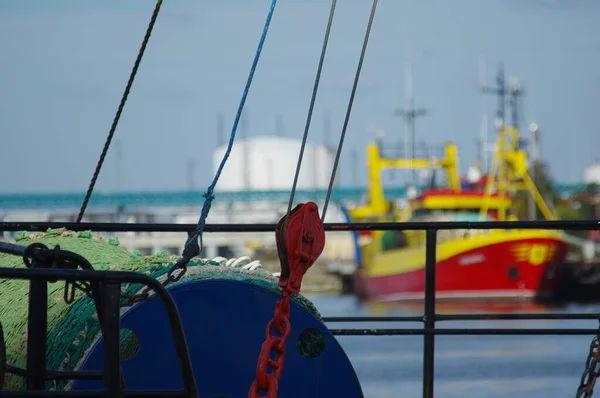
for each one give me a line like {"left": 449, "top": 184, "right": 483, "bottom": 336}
{"left": 310, "top": 295, "right": 599, "bottom": 398}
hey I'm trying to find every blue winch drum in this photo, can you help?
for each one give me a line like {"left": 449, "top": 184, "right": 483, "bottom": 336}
{"left": 71, "top": 279, "right": 364, "bottom": 397}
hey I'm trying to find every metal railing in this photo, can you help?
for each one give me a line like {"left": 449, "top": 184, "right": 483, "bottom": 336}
{"left": 0, "top": 219, "right": 599, "bottom": 398}
{"left": 0, "top": 240, "right": 198, "bottom": 398}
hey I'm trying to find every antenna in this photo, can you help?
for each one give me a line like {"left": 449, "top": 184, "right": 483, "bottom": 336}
{"left": 482, "top": 62, "right": 506, "bottom": 126}
{"left": 508, "top": 76, "right": 525, "bottom": 131}
{"left": 530, "top": 122, "right": 540, "bottom": 164}
{"left": 482, "top": 63, "right": 526, "bottom": 142}
{"left": 394, "top": 62, "right": 427, "bottom": 185}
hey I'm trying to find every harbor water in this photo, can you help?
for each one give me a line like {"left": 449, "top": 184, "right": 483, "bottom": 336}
{"left": 308, "top": 294, "right": 599, "bottom": 398}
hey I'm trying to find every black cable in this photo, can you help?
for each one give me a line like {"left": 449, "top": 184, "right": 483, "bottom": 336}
{"left": 284, "top": 0, "right": 338, "bottom": 226}
{"left": 321, "top": 0, "right": 378, "bottom": 222}
{"left": 77, "top": 0, "right": 164, "bottom": 223}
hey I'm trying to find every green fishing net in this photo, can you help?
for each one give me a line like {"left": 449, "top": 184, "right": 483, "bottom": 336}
{"left": 0, "top": 228, "right": 321, "bottom": 391}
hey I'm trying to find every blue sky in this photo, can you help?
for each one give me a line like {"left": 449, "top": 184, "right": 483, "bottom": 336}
{"left": 1, "top": 0, "right": 598, "bottom": 193}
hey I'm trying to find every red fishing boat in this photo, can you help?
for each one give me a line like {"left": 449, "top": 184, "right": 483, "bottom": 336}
{"left": 347, "top": 122, "right": 569, "bottom": 303}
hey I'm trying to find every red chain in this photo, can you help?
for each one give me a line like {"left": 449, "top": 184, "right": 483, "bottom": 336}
{"left": 248, "top": 202, "right": 325, "bottom": 398}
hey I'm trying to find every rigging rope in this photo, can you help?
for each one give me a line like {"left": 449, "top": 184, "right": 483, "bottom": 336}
{"left": 321, "top": 0, "right": 378, "bottom": 222}
{"left": 284, "top": 0, "right": 338, "bottom": 227}
{"left": 248, "top": 2, "right": 378, "bottom": 397}
{"left": 76, "top": 0, "right": 164, "bottom": 223}
{"left": 178, "top": 0, "right": 279, "bottom": 267}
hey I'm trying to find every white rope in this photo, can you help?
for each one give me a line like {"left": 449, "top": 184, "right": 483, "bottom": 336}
{"left": 194, "top": 256, "right": 281, "bottom": 278}
{"left": 152, "top": 255, "right": 278, "bottom": 285}
{"left": 218, "top": 256, "right": 280, "bottom": 277}
{"left": 211, "top": 255, "right": 263, "bottom": 271}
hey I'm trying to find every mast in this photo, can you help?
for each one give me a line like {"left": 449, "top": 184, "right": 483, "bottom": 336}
{"left": 479, "top": 64, "right": 556, "bottom": 221}
{"left": 507, "top": 76, "right": 532, "bottom": 219}
{"left": 482, "top": 63, "right": 526, "bottom": 135}
{"left": 528, "top": 122, "right": 540, "bottom": 220}
{"left": 509, "top": 77, "right": 525, "bottom": 135}
{"left": 482, "top": 63, "right": 543, "bottom": 221}
{"left": 481, "top": 63, "right": 510, "bottom": 220}
{"left": 482, "top": 62, "right": 506, "bottom": 126}
{"left": 478, "top": 56, "right": 489, "bottom": 173}
{"left": 394, "top": 63, "right": 427, "bottom": 185}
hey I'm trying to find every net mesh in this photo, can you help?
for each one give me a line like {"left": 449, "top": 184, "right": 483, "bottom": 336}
{"left": 0, "top": 228, "right": 321, "bottom": 390}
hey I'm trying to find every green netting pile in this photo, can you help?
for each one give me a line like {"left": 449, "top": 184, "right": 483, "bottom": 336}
{"left": 0, "top": 228, "right": 321, "bottom": 391}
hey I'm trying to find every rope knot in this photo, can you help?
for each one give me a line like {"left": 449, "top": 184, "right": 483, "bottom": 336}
{"left": 203, "top": 191, "right": 215, "bottom": 202}
{"left": 199, "top": 193, "right": 214, "bottom": 221}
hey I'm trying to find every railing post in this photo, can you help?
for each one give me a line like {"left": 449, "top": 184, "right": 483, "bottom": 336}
{"left": 26, "top": 278, "right": 48, "bottom": 390}
{"left": 423, "top": 229, "right": 437, "bottom": 398}
{"left": 100, "top": 281, "right": 124, "bottom": 396}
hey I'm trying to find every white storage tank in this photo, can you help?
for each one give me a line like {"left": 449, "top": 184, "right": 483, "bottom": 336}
{"left": 212, "top": 136, "right": 336, "bottom": 191}
{"left": 584, "top": 163, "right": 600, "bottom": 185}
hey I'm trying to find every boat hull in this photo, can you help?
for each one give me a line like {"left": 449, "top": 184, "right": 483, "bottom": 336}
{"left": 353, "top": 234, "right": 569, "bottom": 303}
